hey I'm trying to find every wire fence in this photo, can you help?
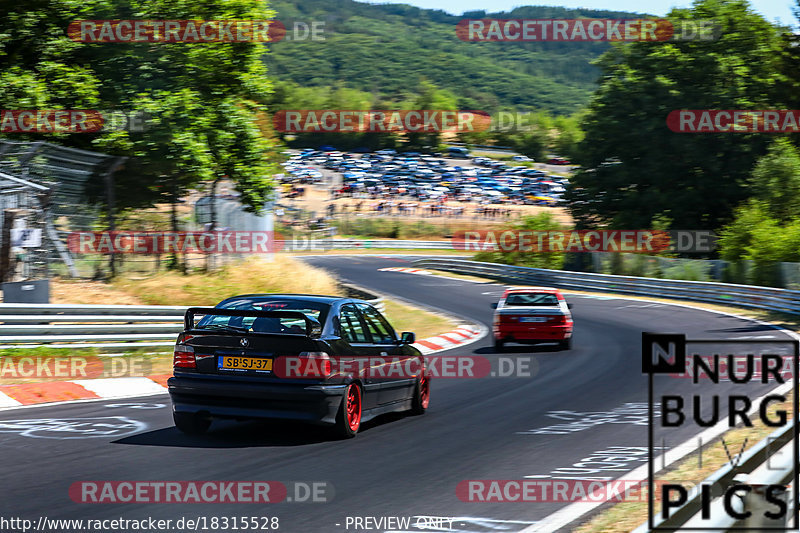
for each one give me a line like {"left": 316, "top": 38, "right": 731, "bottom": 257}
{"left": 0, "top": 139, "right": 120, "bottom": 280}
{"left": 588, "top": 252, "right": 800, "bottom": 289}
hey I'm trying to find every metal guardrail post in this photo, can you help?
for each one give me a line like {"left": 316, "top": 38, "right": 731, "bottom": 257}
{"left": 738, "top": 484, "right": 790, "bottom": 529}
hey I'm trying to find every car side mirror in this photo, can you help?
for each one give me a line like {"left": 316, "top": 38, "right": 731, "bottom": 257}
{"left": 400, "top": 331, "right": 415, "bottom": 344}
{"left": 567, "top": 303, "right": 573, "bottom": 309}
{"left": 491, "top": 302, "right": 498, "bottom": 309}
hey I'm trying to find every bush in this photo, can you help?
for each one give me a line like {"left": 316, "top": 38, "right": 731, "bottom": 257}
{"left": 472, "top": 213, "right": 566, "bottom": 269}
{"left": 719, "top": 201, "right": 800, "bottom": 286}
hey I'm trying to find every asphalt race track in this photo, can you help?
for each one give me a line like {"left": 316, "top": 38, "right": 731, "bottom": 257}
{"left": 0, "top": 255, "right": 794, "bottom": 533}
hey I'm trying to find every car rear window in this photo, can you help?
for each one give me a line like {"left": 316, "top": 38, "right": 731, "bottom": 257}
{"left": 195, "top": 298, "right": 330, "bottom": 333}
{"left": 504, "top": 293, "right": 560, "bottom": 306}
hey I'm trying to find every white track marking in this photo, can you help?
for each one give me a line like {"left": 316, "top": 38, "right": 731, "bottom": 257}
{"left": 71, "top": 377, "right": 167, "bottom": 398}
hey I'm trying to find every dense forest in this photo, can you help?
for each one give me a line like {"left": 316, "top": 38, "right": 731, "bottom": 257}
{"left": 266, "top": 0, "right": 655, "bottom": 115}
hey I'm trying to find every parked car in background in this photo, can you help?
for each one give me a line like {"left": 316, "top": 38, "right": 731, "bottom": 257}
{"left": 280, "top": 147, "right": 574, "bottom": 207}
{"left": 447, "top": 146, "right": 471, "bottom": 158}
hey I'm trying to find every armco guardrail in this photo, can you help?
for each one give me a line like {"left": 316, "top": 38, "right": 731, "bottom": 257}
{"left": 0, "top": 304, "right": 186, "bottom": 349}
{"left": 279, "top": 239, "right": 452, "bottom": 251}
{"left": 0, "top": 295, "right": 384, "bottom": 349}
{"left": 412, "top": 258, "right": 800, "bottom": 315}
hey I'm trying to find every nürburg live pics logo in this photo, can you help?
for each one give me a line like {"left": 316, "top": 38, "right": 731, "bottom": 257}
{"left": 642, "top": 332, "right": 799, "bottom": 530}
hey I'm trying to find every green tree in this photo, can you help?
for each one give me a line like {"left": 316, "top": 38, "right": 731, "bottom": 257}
{"left": 267, "top": 81, "right": 399, "bottom": 149}
{"left": 749, "top": 138, "right": 800, "bottom": 223}
{"left": 457, "top": 109, "right": 564, "bottom": 161}
{"left": 1, "top": 0, "right": 279, "bottom": 215}
{"left": 718, "top": 201, "right": 800, "bottom": 285}
{"left": 718, "top": 201, "right": 773, "bottom": 261}
{"left": 402, "top": 81, "right": 457, "bottom": 150}
{"left": 266, "top": 0, "right": 633, "bottom": 114}
{"left": 566, "top": 0, "right": 788, "bottom": 230}
{"left": 473, "top": 213, "right": 566, "bottom": 269}
{"left": 514, "top": 130, "right": 549, "bottom": 162}
{"left": 552, "top": 114, "right": 584, "bottom": 160}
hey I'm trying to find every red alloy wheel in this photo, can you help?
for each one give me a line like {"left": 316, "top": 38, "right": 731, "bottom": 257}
{"left": 419, "top": 373, "right": 430, "bottom": 409}
{"left": 346, "top": 384, "right": 362, "bottom": 431}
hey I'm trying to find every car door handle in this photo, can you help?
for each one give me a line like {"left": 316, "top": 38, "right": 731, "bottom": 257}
{"left": 380, "top": 351, "right": 388, "bottom": 357}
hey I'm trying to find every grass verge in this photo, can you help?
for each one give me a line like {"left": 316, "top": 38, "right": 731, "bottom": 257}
{"left": 381, "top": 299, "right": 457, "bottom": 340}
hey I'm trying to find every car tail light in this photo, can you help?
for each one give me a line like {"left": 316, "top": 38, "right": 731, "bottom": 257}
{"left": 499, "top": 315, "right": 517, "bottom": 323}
{"left": 174, "top": 345, "right": 196, "bottom": 368}
{"left": 551, "top": 315, "right": 567, "bottom": 324}
{"left": 295, "top": 352, "right": 332, "bottom": 378}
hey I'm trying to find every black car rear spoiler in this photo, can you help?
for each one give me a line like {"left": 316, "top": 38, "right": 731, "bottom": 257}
{"left": 184, "top": 307, "right": 323, "bottom": 338}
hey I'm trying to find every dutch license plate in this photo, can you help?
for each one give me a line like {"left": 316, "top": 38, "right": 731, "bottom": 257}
{"left": 520, "top": 317, "right": 547, "bottom": 323}
{"left": 218, "top": 356, "right": 273, "bottom": 371}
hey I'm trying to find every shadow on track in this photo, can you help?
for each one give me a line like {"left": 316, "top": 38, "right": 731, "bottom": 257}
{"left": 706, "top": 324, "right": 781, "bottom": 333}
{"left": 111, "top": 413, "right": 413, "bottom": 448}
{"left": 473, "top": 344, "right": 568, "bottom": 355}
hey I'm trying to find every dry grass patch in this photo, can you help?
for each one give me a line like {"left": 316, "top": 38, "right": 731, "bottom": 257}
{"left": 382, "top": 299, "right": 457, "bottom": 340}
{"left": 112, "top": 256, "right": 340, "bottom": 306}
{"left": 50, "top": 279, "right": 146, "bottom": 305}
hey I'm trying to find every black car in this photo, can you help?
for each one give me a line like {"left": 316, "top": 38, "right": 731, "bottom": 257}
{"left": 168, "top": 294, "right": 429, "bottom": 438}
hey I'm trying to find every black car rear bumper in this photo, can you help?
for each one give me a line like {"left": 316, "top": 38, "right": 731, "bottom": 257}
{"left": 168, "top": 375, "right": 346, "bottom": 425}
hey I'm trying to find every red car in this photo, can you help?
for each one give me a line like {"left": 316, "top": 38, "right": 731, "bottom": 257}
{"left": 492, "top": 288, "right": 573, "bottom": 351}
{"left": 547, "top": 157, "right": 571, "bottom": 165}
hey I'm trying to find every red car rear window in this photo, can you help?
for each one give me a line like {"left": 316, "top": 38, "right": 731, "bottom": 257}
{"left": 504, "top": 293, "right": 559, "bottom": 306}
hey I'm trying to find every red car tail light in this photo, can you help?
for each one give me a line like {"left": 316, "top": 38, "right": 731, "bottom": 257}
{"left": 551, "top": 315, "right": 567, "bottom": 324}
{"left": 498, "top": 315, "right": 518, "bottom": 323}
{"left": 174, "top": 345, "right": 196, "bottom": 368}
{"left": 296, "top": 352, "right": 332, "bottom": 378}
